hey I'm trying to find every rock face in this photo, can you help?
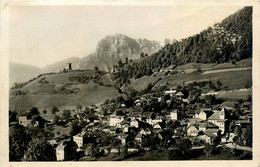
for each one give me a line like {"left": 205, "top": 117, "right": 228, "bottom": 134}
{"left": 80, "top": 34, "right": 161, "bottom": 72}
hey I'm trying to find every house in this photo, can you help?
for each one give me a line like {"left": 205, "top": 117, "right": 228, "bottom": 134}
{"left": 198, "top": 133, "right": 216, "bottom": 144}
{"left": 208, "top": 108, "right": 227, "bottom": 134}
{"left": 176, "top": 91, "right": 184, "bottom": 99}
{"left": 139, "top": 128, "right": 152, "bottom": 135}
{"left": 135, "top": 134, "right": 143, "bottom": 143}
{"left": 86, "top": 113, "right": 98, "bottom": 122}
{"left": 170, "top": 109, "right": 180, "bottom": 120}
{"left": 48, "top": 139, "right": 58, "bottom": 146}
{"left": 135, "top": 99, "right": 141, "bottom": 106}
{"left": 18, "top": 116, "right": 32, "bottom": 127}
{"left": 187, "top": 118, "right": 203, "bottom": 126}
{"left": 56, "top": 140, "right": 77, "bottom": 161}
{"left": 109, "top": 109, "right": 126, "bottom": 126}
{"left": 153, "top": 122, "right": 166, "bottom": 132}
{"left": 204, "top": 129, "right": 219, "bottom": 136}
{"left": 195, "top": 109, "right": 214, "bottom": 120}
{"left": 187, "top": 125, "right": 200, "bottom": 136}
{"left": 118, "top": 133, "right": 129, "bottom": 145}
{"left": 174, "top": 127, "right": 185, "bottom": 137}
{"left": 128, "top": 111, "right": 142, "bottom": 121}
{"left": 152, "top": 113, "right": 164, "bottom": 125}
{"left": 109, "top": 127, "right": 118, "bottom": 134}
{"left": 56, "top": 142, "right": 66, "bottom": 161}
{"left": 73, "top": 131, "right": 86, "bottom": 148}
{"left": 130, "top": 119, "right": 140, "bottom": 128}
{"left": 165, "top": 90, "right": 177, "bottom": 97}
{"left": 182, "top": 98, "right": 190, "bottom": 104}
{"left": 227, "top": 132, "right": 236, "bottom": 142}
{"left": 199, "top": 121, "right": 219, "bottom": 132}
{"left": 141, "top": 112, "right": 155, "bottom": 125}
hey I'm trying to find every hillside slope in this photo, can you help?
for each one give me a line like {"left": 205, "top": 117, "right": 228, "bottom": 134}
{"left": 113, "top": 6, "right": 252, "bottom": 85}
{"left": 9, "top": 70, "right": 124, "bottom": 112}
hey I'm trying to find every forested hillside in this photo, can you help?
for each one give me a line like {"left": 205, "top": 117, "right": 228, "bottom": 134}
{"left": 113, "top": 6, "right": 252, "bottom": 86}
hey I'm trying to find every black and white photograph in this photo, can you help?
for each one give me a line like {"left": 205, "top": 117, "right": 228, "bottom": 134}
{"left": 1, "top": 1, "right": 260, "bottom": 165}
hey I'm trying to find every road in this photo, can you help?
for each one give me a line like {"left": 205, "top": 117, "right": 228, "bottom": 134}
{"left": 224, "top": 143, "right": 252, "bottom": 152}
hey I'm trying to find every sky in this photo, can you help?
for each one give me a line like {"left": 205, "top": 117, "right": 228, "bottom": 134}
{"left": 9, "top": 5, "right": 244, "bottom": 68}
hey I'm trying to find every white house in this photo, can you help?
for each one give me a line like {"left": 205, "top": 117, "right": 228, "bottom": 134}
{"left": 18, "top": 116, "right": 32, "bottom": 127}
{"left": 170, "top": 110, "right": 180, "bottom": 120}
{"left": 187, "top": 125, "right": 199, "bottom": 136}
{"left": 208, "top": 108, "right": 227, "bottom": 134}
{"left": 195, "top": 109, "right": 213, "bottom": 120}
{"left": 109, "top": 110, "right": 125, "bottom": 126}
{"left": 56, "top": 142, "right": 66, "bottom": 161}
{"left": 165, "top": 90, "right": 177, "bottom": 97}
{"left": 130, "top": 119, "right": 139, "bottom": 128}
{"left": 73, "top": 131, "right": 86, "bottom": 148}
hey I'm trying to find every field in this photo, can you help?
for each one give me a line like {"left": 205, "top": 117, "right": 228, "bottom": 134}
{"left": 10, "top": 71, "right": 124, "bottom": 112}
{"left": 153, "top": 68, "right": 251, "bottom": 90}
{"left": 215, "top": 89, "right": 252, "bottom": 100}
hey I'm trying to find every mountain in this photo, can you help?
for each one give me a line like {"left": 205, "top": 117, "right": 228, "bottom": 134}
{"left": 79, "top": 34, "right": 161, "bottom": 72}
{"left": 113, "top": 6, "right": 252, "bottom": 86}
{"left": 9, "top": 63, "right": 42, "bottom": 87}
{"left": 9, "top": 57, "right": 82, "bottom": 87}
{"left": 10, "top": 34, "right": 160, "bottom": 86}
{"left": 42, "top": 57, "right": 82, "bottom": 73}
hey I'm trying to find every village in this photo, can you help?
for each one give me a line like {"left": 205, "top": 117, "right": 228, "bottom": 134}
{"left": 10, "top": 80, "right": 252, "bottom": 161}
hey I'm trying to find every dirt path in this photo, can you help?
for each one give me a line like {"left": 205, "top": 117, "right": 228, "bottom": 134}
{"left": 202, "top": 67, "right": 252, "bottom": 75}
{"left": 225, "top": 143, "right": 252, "bottom": 152}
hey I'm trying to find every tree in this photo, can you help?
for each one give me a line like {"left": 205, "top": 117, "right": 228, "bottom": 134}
{"left": 204, "top": 143, "right": 212, "bottom": 157}
{"left": 118, "top": 59, "right": 123, "bottom": 68}
{"left": 28, "top": 107, "right": 39, "bottom": 117}
{"left": 204, "top": 95, "right": 216, "bottom": 104}
{"left": 175, "top": 138, "right": 192, "bottom": 159}
{"left": 70, "top": 121, "right": 82, "bottom": 136}
{"left": 9, "top": 125, "right": 31, "bottom": 161}
{"left": 43, "top": 109, "right": 47, "bottom": 114}
{"left": 167, "top": 120, "right": 180, "bottom": 129}
{"left": 62, "top": 110, "right": 71, "bottom": 120}
{"left": 247, "top": 95, "right": 252, "bottom": 102}
{"left": 76, "top": 104, "right": 83, "bottom": 111}
{"left": 241, "top": 125, "right": 252, "bottom": 146}
{"left": 94, "top": 66, "right": 99, "bottom": 72}
{"left": 212, "top": 136, "right": 221, "bottom": 146}
{"left": 23, "top": 138, "right": 56, "bottom": 161}
{"left": 51, "top": 106, "right": 59, "bottom": 114}
{"left": 216, "top": 80, "right": 222, "bottom": 88}
{"left": 234, "top": 126, "right": 242, "bottom": 136}
{"left": 9, "top": 110, "right": 18, "bottom": 122}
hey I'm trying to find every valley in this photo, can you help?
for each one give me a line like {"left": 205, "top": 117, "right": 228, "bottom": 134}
{"left": 8, "top": 6, "right": 253, "bottom": 162}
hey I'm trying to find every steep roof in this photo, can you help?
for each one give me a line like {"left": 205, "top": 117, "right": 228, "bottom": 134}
{"left": 74, "top": 131, "right": 86, "bottom": 137}
{"left": 201, "top": 109, "right": 214, "bottom": 117}
{"left": 208, "top": 111, "right": 222, "bottom": 120}
{"left": 142, "top": 112, "right": 154, "bottom": 118}
{"left": 205, "top": 128, "right": 219, "bottom": 135}
{"left": 200, "top": 121, "right": 219, "bottom": 128}
{"left": 135, "top": 134, "right": 143, "bottom": 138}
{"left": 128, "top": 112, "right": 142, "bottom": 117}
{"left": 110, "top": 109, "right": 125, "bottom": 117}
{"left": 188, "top": 124, "right": 199, "bottom": 130}
{"left": 188, "top": 118, "right": 203, "bottom": 125}
{"left": 56, "top": 142, "right": 66, "bottom": 150}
